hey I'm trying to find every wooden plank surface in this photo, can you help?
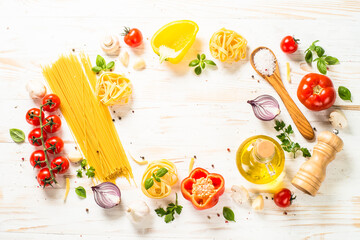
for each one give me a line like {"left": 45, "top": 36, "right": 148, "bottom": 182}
{"left": 0, "top": 0, "right": 360, "bottom": 239}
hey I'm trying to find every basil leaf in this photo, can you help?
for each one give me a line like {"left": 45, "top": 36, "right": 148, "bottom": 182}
{"left": 309, "top": 40, "right": 319, "bottom": 51}
{"left": 197, "top": 54, "right": 200, "bottom": 60}
{"left": 189, "top": 59, "right": 200, "bottom": 67}
{"left": 325, "top": 56, "right": 339, "bottom": 65}
{"left": 144, "top": 178, "right": 154, "bottom": 190}
{"left": 223, "top": 207, "right": 236, "bottom": 222}
{"left": 315, "top": 46, "right": 325, "bottom": 57}
{"left": 338, "top": 86, "right": 352, "bottom": 102}
{"left": 156, "top": 168, "right": 168, "bottom": 177}
{"left": 152, "top": 173, "right": 161, "bottom": 182}
{"left": 317, "top": 59, "right": 327, "bottom": 74}
{"left": 201, "top": 54, "right": 206, "bottom": 60}
{"left": 194, "top": 66, "right": 202, "bottom": 75}
{"left": 96, "top": 55, "right": 106, "bottom": 68}
{"left": 75, "top": 186, "right": 86, "bottom": 198}
{"left": 204, "top": 60, "right": 216, "bottom": 66}
{"left": 9, "top": 128, "right": 25, "bottom": 143}
{"left": 200, "top": 61, "right": 205, "bottom": 69}
{"left": 305, "top": 50, "right": 313, "bottom": 64}
{"left": 92, "top": 66, "right": 102, "bottom": 73}
{"left": 106, "top": 61, "right": 115, "bottom": 70}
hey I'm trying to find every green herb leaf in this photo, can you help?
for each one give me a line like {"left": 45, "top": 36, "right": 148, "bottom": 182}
{"left": 201, "top": 54, "right": 206, "bottom": 60}
{"left": 189, "top": 59, "right": 200, "bottom": 67}
{"left": 194, "top": 66, "right": 202, "bottom": 75}
{"left": 155, "top": 207, "right": 167, "bottom": 217}
{"left": 156, "top": 168, "right": 168, "bottom": 177}
{"left": 204, "top": 60, "right": 216, "bottom": 66}
{"left": 96, "top": 55, "right": 106, "bottom": 68}
{"left": 154, "top": 193, "right": 182, "bottom": 223}
{"left": 86, "top": 166, "right": 95, "bottom": 178}
{"left": 106, "top": 61, "right": 115, "bottom": 70}
{"left": 223, "top": 207, "right": 235, "bottom": 222}
{"left": 175, "top": 205, "right": 183, "bottom": 215}
{"left": 200, "top": 61, "right": 205, "bottom": 69}
{"left": 9, "top": 128, "right": 25, "bottom": 143}
{"left": 325, "top": 56, "right": 339, "bottom": 65}
{"left": 152, "top": 173, "right": 161, "bottom": 182}
{"left": 197, "top": 54, "right": 200, "bottom": 60}
{"left": 305, "top": 50, "right": 313, "bottom": 64}
{"left": 91, "top": 66, "right": 102, "bottom": 73}
{"left": 76, "top": 169, "right": 83, "bottom": 178}
{"left": 301, "top": 148, "right": 311, "bottom": 158}
{"left": 309, "top": 40, "right": 319, "bottom": 51}
{"left": 75, "top": 186, "right": 86, "bottom": 198}
{"left": 144, "top": 178, "right": 154, "bottom": 190}
{"left": 338, "top": 86, "right": 352, "bottom": 102}
{"left": 317, "top": 59, "right": 327, "bottom": 74}
{"left": 164, "top": 213, "right": 174, "bottom": 223}
{"left": 274, "top": 120, "right": 286, "bottom": 131}
{"left": 81, "top": 159, "right": 87, "bottom": 169}
{"left": 314, "top": 46, "right": 325, "bottom": 57}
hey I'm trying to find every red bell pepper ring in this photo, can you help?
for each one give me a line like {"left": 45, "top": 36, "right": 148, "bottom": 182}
{"left": 181, "top": 168, "right": 225, "bottom": 210}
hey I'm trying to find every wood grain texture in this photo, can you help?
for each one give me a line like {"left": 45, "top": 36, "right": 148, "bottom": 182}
{"left": 0, "top": 0, "right": 360, "bottom": 239}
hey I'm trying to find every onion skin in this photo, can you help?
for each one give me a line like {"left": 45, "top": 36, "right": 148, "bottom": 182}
{"left": 91, "top": 182, "right": 121, "bottom": 209}
{"left": 247, "top": 95, "right": 281, "bottom": 121}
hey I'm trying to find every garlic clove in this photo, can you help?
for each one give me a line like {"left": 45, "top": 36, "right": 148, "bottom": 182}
{"left": 133, "top": 58, "right": 146, "bottom": 71}
{"left": 230, "top": 185, "right": 249, "bottom": 204}
{"left": 252, "top": 195, "right": 264, "bottom": 211}
{"left": 67, "top": 149, "right": 83, "bottom": 163}
{"left": 120, "top": 51, "right": 129, "bottom": 67}
{"left": 329, "top": 110, "right": 348, "bottom": 129}
{"left": 126, "top": 200, "right": 150, "bottom": 223}
{"left": 26, "top": 80, "right": 47, "bottom": 99}
{"left": 101, "top": 35, "right": 120, "bottom": 56}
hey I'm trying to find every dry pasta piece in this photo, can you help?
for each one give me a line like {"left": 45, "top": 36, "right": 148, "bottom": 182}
{"left": 189, "top": 157, "right": 195, "bottom": 174}
{"left": 141, "top": 159, "right": 178, "bottom": 199}
{"left": 209, "top": 28, "right": 247, "bottom": 63}
{"left": 64, "top": 177, "right": 70, "bottom": 201}
{"left": 95, "top": 72, "right": 132, "bottom": 106}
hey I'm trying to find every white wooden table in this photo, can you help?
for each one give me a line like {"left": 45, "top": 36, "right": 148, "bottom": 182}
{"left": 1, "top": 0, "right": 360, "bottom": 239}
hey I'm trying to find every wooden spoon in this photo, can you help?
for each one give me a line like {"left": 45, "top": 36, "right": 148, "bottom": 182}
{"left": 250, "top": 47, "right": 314, "bottom": 140}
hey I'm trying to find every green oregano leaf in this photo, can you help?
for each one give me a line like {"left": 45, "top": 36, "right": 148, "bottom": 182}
{"left": 194, "top": 66, "right": 202, "bottom": 75}
{"left": 223, "top": 207, "right": 235, "bottom": 222}
{"left": 75, "top": 186, "right": 86, "bottom": 198}
{"left": 204, "top": 60, "right": 216, "bottom": 66}
{"left": 338, "top": 86, "right": 352, "bottom": 102}
{"left": 9, "top": 128, "right": 25, "bottom": 143}
{"left": 189, "top": 59, "right": 200, "bottom": 67}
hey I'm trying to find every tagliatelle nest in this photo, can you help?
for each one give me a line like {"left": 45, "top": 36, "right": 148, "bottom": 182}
{"left": 209, "top": 28, "right": 247, "bottom": 63}
{"left": 95, "top": 72, "right": 132, "bottom": 106}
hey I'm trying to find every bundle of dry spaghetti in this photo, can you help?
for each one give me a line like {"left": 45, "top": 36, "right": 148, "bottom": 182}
{"left": 209, "top": 28, "right": 247, "bottom": 63}
{"left": 42, "top": 53, "right": 133, "bottom": 182}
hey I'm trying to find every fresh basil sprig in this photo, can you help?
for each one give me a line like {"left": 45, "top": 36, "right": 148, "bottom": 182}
{"left": 223, "top": 207, "right": 236, "bottom": 222}
{"left": 76, "top": 159, "right": 95, "bottom": 178}
{"left": 9, "top": 128, "right": 25, "bottom": 143}
{"left": 189, "top": 54, "right": 216, "bottom": 75}
{"left": 75, "top": 186, "right": 86, "bottom": 198}
{"left": 144, "top": 167, "right": 168, "bottom": 190}
{"left": 305, "top": 40, "right": 339, "bottom": 75}
{"left": 338, "top": 86, "right": 352, "bottom": 102}
{"left": 92, "top": 55, "right": 115, "bottom": 73}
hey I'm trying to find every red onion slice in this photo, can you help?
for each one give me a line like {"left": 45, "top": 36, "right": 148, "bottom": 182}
{"left": 247, "top": 95, "right": 281, "bottom": 121}
{"left": 91, "top": 182, "right": 121, "bottom": 209}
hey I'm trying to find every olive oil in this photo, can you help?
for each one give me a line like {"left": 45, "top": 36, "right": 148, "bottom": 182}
{"left": 236, "top": 135, "right": 285, "bottom": 184}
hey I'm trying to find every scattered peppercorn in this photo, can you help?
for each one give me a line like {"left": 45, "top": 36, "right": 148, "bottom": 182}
{"left": 140, "top": 156, "right": 145, "bottom": 160}
{"left": 217, "top": 213, "right": 220, "bottom": 217}
{"left": 313, "top": 127, "right": 317, "bottom": 132}
{"left": 132, "top": 110, "right": 135, "bottom": 113}
{"left": 251, "top": 75, "right": 254, "bottom": 79}
{"left": 118, "top": 117, "right": 122, "bottom": 120}
{"left": 265, "top": 196, "right": 268, "bottom": 199}
{"left": 86, "top": 208, "right": 89, "bottom": 213}
{"left": 207, "top": 216, "right": 211, "bottom": 219}
{"left": 283, "top": 211, "right": 288, "bottom": 215}
{"left": 72, "top": 49, "right": 75, "bottom": 52}
{"left": 112, "top": 119, "right": 115, "bottom": 122}
{"left": 211, "top": 164, "right": 214, "bottom": 168}
{"left": 194, "top": 155, "right": 197, "bottom": 159}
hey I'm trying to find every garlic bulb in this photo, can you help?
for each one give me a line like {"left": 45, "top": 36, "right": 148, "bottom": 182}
{"left": 101, "top": 35, "right": 120, "bottom": 56}
{"left": 329, "top": 110, "right": 348, "bottom": 129}
{"left": 26, "top": 80, "right": 47, "bottom": 99}
{"left": 67, "top": 150, "right": 83, "bottom": 163}
{"left": 230, "top": 185, "right": 249, "bottom": 204}
{"left": 126, "top": 200, "right": 150, "bottom": 223}
{"left": 252, "top": 195, "right": 264, "bottom": 211}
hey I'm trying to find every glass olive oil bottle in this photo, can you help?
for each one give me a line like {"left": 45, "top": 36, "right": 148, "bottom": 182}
{"left": 236, "top": 135, "right": 285, "bottom": 184}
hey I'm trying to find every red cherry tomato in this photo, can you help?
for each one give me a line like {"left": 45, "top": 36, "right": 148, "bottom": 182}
{"left": 51, "top": 156, "right": 70, "bottom": 174}
{"left": 37, "top": 168, "right": 55, "bottom": 187}
{"left": 297, "top": 73, "right": 336, "bottom": 111}
{"left": 29, "top": 150, "right": 47, "bottom": 168}
{"left": 43, "top": 115, "right": 62, "bottom": 133}
{"left": 123, "top": 27, "right": 143, "bottom": 48}
{"left": 42, "top": 94, "right": 61, "bottom": 112}
{"left": 280, "top": 36, "right": 299, "bottom": 54}
{"left": 45, "top": 136, "right": 64, "bottom": 154}
{"left": 274, "top": 188, "right": 296, "bottom": 208}
{"left": 28, "top": 128, "right": 47, "bottom": 146}
{"left": 25, "top": 108, "right": 44, "bottom": 126}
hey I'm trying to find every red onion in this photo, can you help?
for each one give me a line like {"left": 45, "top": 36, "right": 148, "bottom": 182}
{"left": 247, "top": 95, "right": 281, "bottom": 121}
{"left": 91, "top": 182, "right": 121, "bottom": 209}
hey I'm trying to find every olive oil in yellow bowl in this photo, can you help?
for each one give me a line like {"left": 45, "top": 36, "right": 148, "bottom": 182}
{"left": 236, "top": 135, "right": 285, "bottom": 184}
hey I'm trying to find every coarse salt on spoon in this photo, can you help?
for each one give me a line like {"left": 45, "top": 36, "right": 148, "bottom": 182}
{"left": 250, "top": 47, "right": 314, "bottom": 140}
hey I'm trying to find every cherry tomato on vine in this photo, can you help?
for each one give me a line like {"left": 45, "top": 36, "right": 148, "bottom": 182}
{"left": 45, "top": 136, "right": 64, "bottom": 154}
{"left": 274, "top": 188, "right": 296, "bottom": 208}
{"left": 43, "top": 115, "right": 62, "bottom": 133}
{"left": 37, "top": 168, "right": 55, "bottom": 187}
{"left": 28, "top": 128, "right": 47, "bottom": 146}
{"left": 51, "top": 156, "right": 70, "bottom": 174}
{"left": 25, "top": 108, "right": 44, "bottom": 126}
{"left": 42, "top": 94, "right": 61, "bottom": 112}
{"left": 29, "top": 150, "right": 47, "bottom": 168}
{"left": 280, "top": 36, "right": 299, "bottom": 54}
{"left": 122, "top": 27, "right": 143, "bottom": 48}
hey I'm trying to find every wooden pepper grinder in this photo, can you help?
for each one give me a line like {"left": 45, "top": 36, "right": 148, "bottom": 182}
{"left": 292, "top": 130, "right": 343, "bottom": 196}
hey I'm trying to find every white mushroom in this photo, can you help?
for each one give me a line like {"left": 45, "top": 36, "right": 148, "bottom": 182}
{"left": 67, "top": 150, "right": 83, "bottom": 163}
{"left": 230, "top": 185, "right": 249, "bottom": 204}
{"left": 329, "top": 110, "right": 348, "bottom": 129}
{"left": 133, "top": 58, "right": 146, "bottom": 70}
{"left": 120, "top": 51, "right": 129, "bottom": 67}
{"left": 126, "top": 200, "right": 150, "bottom": 223}
{"left": 26, "top": 80, "right": 47, "bottom": 99}
{"left": 252, "top": 195, "right": 264, "bottom": 211}
{"left": 101, "top": 35, "right": 120, "bottom": 56}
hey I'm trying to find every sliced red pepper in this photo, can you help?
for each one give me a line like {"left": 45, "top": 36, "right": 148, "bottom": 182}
{"left": 181, "top": 168, "right": 225, "bottom": 210}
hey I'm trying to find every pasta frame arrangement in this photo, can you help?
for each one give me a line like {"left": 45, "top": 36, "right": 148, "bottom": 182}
{"left": 95, "top": 72, "right": 132, "bottom": 106}
{"left": 209, "top": 28, "right": 247, "bottom": 63}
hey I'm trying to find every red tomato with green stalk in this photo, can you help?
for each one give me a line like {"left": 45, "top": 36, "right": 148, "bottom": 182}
{"left": 297, "top": 73, "right": 336, "bottom": 111}
{"left": 28, "top": 128, "right": 47, "bottom": 146}
{"left": 25, "top": 108, "right": 44, "bottom": 126}
{"left": 122, "top": 27, "right": 143, "bottom": 48}
{"left": 29, "top": 150, "right": 47, "bottom": 168}
{"left": 42, "top": 94, "right": 61, "bottom": 112}
{"left": 43, "top": 115, "right": 62, "bottom": 133}
{"left": 280, "top": 36, "right": 299, "bottom": 54}
{"left": 274, "top": 188, "right": 296, "bottom": 208}
{"left": 51, "top": 156, "right": 69, "bottom": 174}
{"left": 37, "top": 168, "right": 55, "bottom": 187}
{"left": 45, "top": 136, "right": 64, "bottom": 154}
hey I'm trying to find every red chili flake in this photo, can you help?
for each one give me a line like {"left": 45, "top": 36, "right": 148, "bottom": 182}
{"left": 132, "top": 110, "right": 135, "bottom": 113}
{"left": 75, "top": 146, "right": 77, "bottom": 150}
{"left": 217, "top": 213, "right": 220, "bottom": 217}
{"left": 227, "top": 148, "right": 231, "bottom": 152}
{"left": 225, "top": 220, "right": 229, "bottom": 223}
{"left": 283, "top": 211, "right": 288, "bottom": 215}
{"left": 193, "top": 155, "right": 197, "bottom": 159}
{"left": 21, "top": 158, "right": 24, "bottom": 161}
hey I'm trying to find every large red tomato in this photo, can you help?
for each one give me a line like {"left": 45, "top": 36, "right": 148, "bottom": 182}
{"left": 297, "top": 73, "right": 336, "bottom": 111}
